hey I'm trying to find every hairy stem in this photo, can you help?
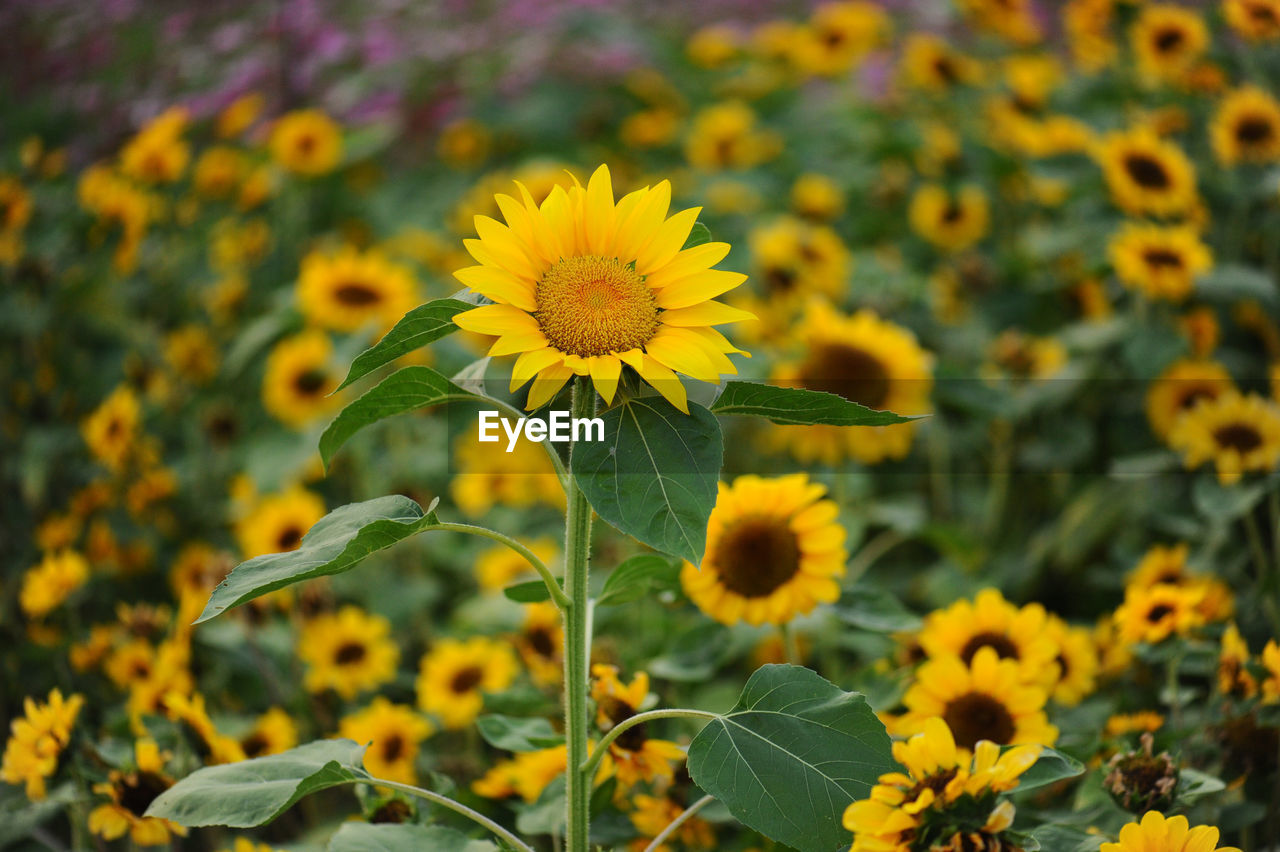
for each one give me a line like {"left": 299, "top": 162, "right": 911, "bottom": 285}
{"left": 580, "top": 708, "right": 718, "bottom": 782}
{"left": 372, "top": 779, "right": 536, "bottom": 852}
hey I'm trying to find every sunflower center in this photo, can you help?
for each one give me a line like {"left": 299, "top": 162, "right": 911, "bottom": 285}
{"left": 1154, "top": 27, "right": 1185, "bottom": 52}
{"left": 277, "top": 525, "right": 304, "bottom": 551}
{"left": 296, "top": 133, "right": 317, "bottom": 155}
{"left": 1124, "top": 154, "right": 1171, "bottom": 189}
{"left": 764, "top": 265, "right": 798, "bottom": 293}
{"left": 1214, "top": 423, "right": 1264, "bottom": 453}
{"left": 907, "top": 768, "right": 959, "bottom": 804}
{"left": 451, "top": 665, "right": 485, "bottom": 694}
{"left": 294, "top": 368, "right": 329, "bottom": 396}
{"left": 940, "top": 201, "right": 963, "bottom": 224}
{"left": 799, "top": 342, "right": 892, "bottom": 409}
{"left": 240, "top": 733, "right": 269, "bottom": 758}
{"left": 1146, "top": 604, "right": 1174, "bottom": 623}
{"left": 712, "top": 516, "right": 802, "bottom": 598}
{"left": 381, "top": 734, "right": 406, "bottom": 763}
{"left": 1236, "top": 116, "right": 1274, "bottom": 144}
{"left": 118, "top": 771, "right": 171, "bottom": 816}
{"left": 334, "top": 281, "right": 382, "bottom": 306}
{"left": 959, "top": 632, "right": 1021, "bottom": 664}
{"left": 934, "top": 58, "right": 958, "bottom": 84}
{"left": 1142, "top": 248, "right": 1183, "bottom": 270}
{"left": 534, "top": 255, "right": 660, "bottom": 357}
{"left": 1177, "top": 387, "right": 1216, "bottom": 411}
{"left": 527, "top": 625, "right": 555, "bottom": 657}
{"left": 1056, "top": 653, "right": 1071, "bottom": 679}
{"left": 943, "top": 692, "right": 1016, "bottom": 749}
{"left": 334, "top": 641, "right": 368, "bottom": 664}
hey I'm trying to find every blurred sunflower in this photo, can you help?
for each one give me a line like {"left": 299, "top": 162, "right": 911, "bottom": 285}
{"left": 119, "top": 108, "right": 189, "bottom": 185}
{"left": 450, "top": 425, "right": 565, "bottom": 517}
{"left": 1044, "top": 615, "right": 1100, "bottom": 706}
{"left": 163, "top": 325, "right": 219, "bottom": 386}
{"left": 82, "top": 385, "right": 140, "bottom": 472}
{"left": 1146, "top": 359, "right": 1234, "bottom": 441}
{"left": 790, "top": 173, "right": 844, "bottom": 221}
{"left": 684, "top": 101, "right": 780, "bottom": 171}
{"left": 472, "top": 744, "right": 570, "bottom": 803}
{"left": 239, "top": 707, "right": 298, "bottom": 759}
{"left": 1224, "top": 0, "right": 1280, "bottom": 40}
{"left": 631, "top": 790, "right": 716, "bottom": 849}
{"left": 1211, "top": 86, "right": 1280, "bottom": 166}
{"left": 591, "top": 664, "right": 685, "bottom": 788}
{"left": 234, "top": 486, "right": 325, "bottom": 559}
{"left": 1168, "top": 392, "right": 1280, "bottom": 484}
{"left": 269, "top": 109, "right": 343, "bottom": 177}
{"left": 681, "top": 473, "right": 846, "bottom": 626}
{"left": 261, "top": 331, "right": 342, "bottom": 428}
{"left": 984, "top": 329, "right": 1067, "bottom": 382}
{"left": 338, "top": 697, "right": 434, "bottom": 785}
{"left": 298, "top": 607, "right": 399, "bottom": 700}
{"left": 918, "top": 588, "right": 1060, "bottom": 688}
{"left": 475, "top": 537, "right": 558, "bottom": 592}
{"left": 1105, "top": 712, "right": 1165, "bottom": 738}
{"left": 734, "top": 216, "right": 849, "bottom": 340}
{"left": 1114, "top": 583, "right": 1205, "bottom": 645}
{"left": 1109, "top": 222, "right": 1211, "bottom": 302}
{"left": 451, "top": 164, "right": 752, "bottom": 412}
{"left": 416, "top": 636, "right": 518, "bottom": 729}
{"left": 514, "top": 602, "right": 562, "bottom": 686}
{"left": 19, "top": 550, "right": 89, "bottom": 619}
{"left": 1218, "top": 622, "right": 1257, "bottom": 699}
{"left": 794, "top": 1, "right": 889, "bottom": 77}
{"left": 1127, "top": 542, "right": 1234, "bottom": 623}
{"left": 1095, "top": 129, "right": 1197, "bottom": 217}
{"left": 216, "top": 92, "right": 264, "bottom": 139}
{"left": 900, "top": 34, "right": 982, "bottom": 92}
{"left": 1101, "top": 811, "right": 1240, "bottom": 852}
{"left": 1130, "top": 5, "right": 1209, "bottom": 82}
{"left": 87, "top": 739, "right": 187, "bottom": 846}
{"left": 1263, "top": 640, "right": 1280, "bottom": 701}
{"left": 192, "top": 147, "right": 246, "bottom": 199}
{"left": 770, "top": 302, "right": 933, "bottom": 465}
{"left": 956, "top": 0, "right": 1041, "bottom": 45}
{"left": 909, "top": 183, "right": 989, "bottom": 252}
{"left": 296, "top": 246, "right": 418, "bottom": 333}
{"left": 0, "top": 689, "right": 83, "bottom": 800}
{"left": 899, "top": 647, "right": 1059, "bottom": 752}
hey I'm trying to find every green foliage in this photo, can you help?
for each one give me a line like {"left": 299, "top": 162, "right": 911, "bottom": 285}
{"left": 596, "top": 554, "right": 680, "bottom": 606}
{"left": 327, "top": 823, "right": 498, "bottom": 852}
{"left": 1016, "top": 747, "right": 1087, "bottom": 793}
{"left": 476, "top": 715, "right": 564, "bottom": 751}
{"left": 336, "top": 298, "right": 471, "bottom": 391}
{"left": 710, "top": 382, "right": 915, "bottom": 426}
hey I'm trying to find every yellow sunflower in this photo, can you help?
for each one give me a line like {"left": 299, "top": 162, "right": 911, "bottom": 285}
{"left": 192, "top": 146, "right": 246, "bottom": 199}
{"left": 19, "top": 550, "right": 89, "bottom": 619}
{"left": 296, "top": 246, "right": 418, "bottom": 333}
{"left": 338, "top": 697, "right": 434, "bottom": 785}
{"left": 1044, "top": 615, "right": 1100, "bottom": 706}
{"left": 234, "top": 485, "right": 325, "bottom": 559}
{"left": 1095, "top": 129, "right": 1198, "bottom": 217}
{"left": 450, "top": 164, "right": 752, "bottom": 412}
{"left": 475, "top": 537, "right": 558, "bottom": 592}
{"left": 909, "top": 183, "right": 990, "bottom": 252}
{"left": 1, "top": 688, "right": 83, "bottom": 800}
{"left": 1131, "top": 5, "right": 1209, "bottom": 83}
{"left": 899, "top": 647, "right": 1059, "bottom": 752}
{"left": 591, "top": 665, "right": 685, "bottom": 788}
{"left": 416, "top": 636, "right": 519, "bottom": 729}
{"left": 269, "top": 109, "right": 343, "bottom": 177}
{"left": 449, "top": 425, "right": 565, "bottom": 518}
{"left": 473, "top": 745, "right": 570, "bottom": 803}
{"left": 1168, "top": 392, "right": 1280, "bottom": 484}
{"left": 900, "top": 34, "right": 982, "bottom": 92}
{"left": 791, "top": 173, "right": 844, "bottom": 221}
{"left": 1146, "top": 359, "right": 1234, "bottom": 441}
{"left": 163, "top": 325, "right": 219, "bottom": 385}
{"left": 770, "top": 302, "right": 933, "bottom": 465}
{"left": 261, "top": 331, "right": 342, "bottom": 429}
{"left": 918, "top": 588, "right": 1060, "bottom": 689}
{"left": 1114, "top": 583, "right": 1205, "bottom": 645}
{"left": 681, "top": 474, "right": 847, "bottom": 627}
{"left": 514, "top": 602, "right": 563, "bottom": 687}
{"left": 82, "top": 385, "right": 140, "bottom": 472}
{"left": 119, "top": 108, "right": 190, "bottom": 185}
{"left": 1126, "top": 543, "right": 1234, "bottom": 623}
{"left": 1262, "top": 640, "right": 1280, "bottom": 701}
{"left": 1218, "top": 622, "right": 1257, "bottom": 699}
{"left": 1108, "top": 223, "right": 1212, "bottom": 302}
{"left": 984, "top": 329, "right": 1067, "bottom": 382}
{"left": 298, "top": 607, "right": 400, "bottom": 700}
{"left": 1211, "top": 86, "right": 1280, "bottom": 166}
{"left": 239, "top": 707, "right": 298, "bottom": 759}
{"left": 1101, "top": 811, "right": 1240, "bottom": 852}
{"left": 684, "top": 101, "right": 780, "bottom": 171}
{"left": 1224, "top": 0, "right": 1280, "bottom": 40}
{"left": 793, "top": 1, "right": 889, "bottom": 77}
{"left": 956, "top": 0, "right": 1042, "bottom": 45}
{"left": 87, "top": 740, "right": 187, "bottom": 847}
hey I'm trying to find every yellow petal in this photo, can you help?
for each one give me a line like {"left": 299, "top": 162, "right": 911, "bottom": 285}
{"left": 655, "top": 270, "right": 748, "bottom": 309}
{"left": 645, "top": 328, "right": 720, "bottom": 383}
{"left": 464, "top": 239, "right": 538, "bottom": 284}
{"left": 658, "top": 300, "right": 756, "bottom": 327}
{"left": 635, "top": 206, "right": 701, "bottom": 276}
{"left": 526, "top": 362, "right": 574, "bottom": 409}
{"left": 634, "top": 358, "right": 689, "bottom": 413}
{"left": 588, "top": 355, "right": 622, "bottom": 405}
{"left": 511, "top": 348, "right": 565, "bottom": 389}
{"left": 488, "top": 330, "right": 549, "bottom": 357}
{"left": 584, "top": 164, "right": 615, "bottom": 256}
{"left": 643, "top": 242, "right": 731, "bottom": 290}
{"left": 454, "top": 303, "right": 539, "bottom": 334}
{"left": 453, "top": 266, "right": 537, "bottom": 312}
{"left": 613, "top": 181, "right": 671, "bottom": 261}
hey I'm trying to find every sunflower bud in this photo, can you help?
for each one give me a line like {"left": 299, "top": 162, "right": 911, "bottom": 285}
{"left": 1104, "top": 732, "right": 1178, "bottom": 813}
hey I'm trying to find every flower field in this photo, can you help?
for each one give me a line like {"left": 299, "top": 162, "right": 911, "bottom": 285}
{"left": 6, "top": 1, "right": 1280, "bottom": 850}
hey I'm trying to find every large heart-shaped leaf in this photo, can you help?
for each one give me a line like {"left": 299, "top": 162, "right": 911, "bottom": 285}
{"left": 687, "top": 664, "right": 897, "bottom": 852}
{"left": 596, "top": 554, "right": 680, "bottom": 606}
{"left": 710, "top": 382, "right": 913, "bottom": 426}
{"left": 320, "top": 366, "right": 477, "bottom": 468}
{"left": 336, "top": 298, "right": 471, "bottom": 391}
{"left": 146, "top": 740, "right": 370, "bottom": 828}
{"left": 1016, "top": 746, "right": 1086, "bottom": 793}
{"left": 327, "top": 823, "right": 497, "bottom": 852}
{"left": 197, "top": 496, "right": 440, "bottom": 623}
{"left": 571, "top": 397, "right": 722, "bottom": 564}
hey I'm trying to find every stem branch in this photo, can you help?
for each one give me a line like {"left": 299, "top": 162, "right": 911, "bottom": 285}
{"left": 580, "top": 709, "right": 718, "bottom": 781}
{"left": 373, "top": 779, "right": 536, "bottom": 852}
{"left": 642, "top": 794, "right": 715, "bottom": 852}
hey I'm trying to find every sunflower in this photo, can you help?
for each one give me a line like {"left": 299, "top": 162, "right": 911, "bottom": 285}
{"left": 1095, "top": 129, "right": 1197, "bottom": 218}
{"left": 1105, "top": 712, "right": 1165, "bottom": 738}
{"left": 1211, "top": 86, "right": 1280, "bottom": 166}
{"left": 450, "top": 425, "right": 565, "bottom": 518}
{"left": 338, "top": 697, "right": 434, "bottom": 785}
{"left": 791, "top": 173, "right": 844, "bottom": 221}
{"left": 87, "top": 740, "right": 187, "bottom": 846}
{"left": 163, "top": 692, "right": 246, "bottom": 764}
{"left": 1146, "top": 359, "right": 1234, "bottom": 441}
{"left": 1, "top": 689, "right": 83, "bottom": 800}
{"left": 473, "top": 745, "right": 570, "bottom": 803}
{"left": 1218, "top": 622, "right": 1257, "bottom": 699}
{"left": 298, "top": 607, "right": 399, "bottom": 700}
{"left": 1109, "top": 223, "right": 1211, "bottom": 302}
{"left": 1114, "top": 583, "right": 1205, "bottom": 645}
{"left": 1131, "top": 5, "right": 1209, "bottom": 83}
{"left": 261, "top": 331, "right": 342, "bottom": 428}
{"left": 0, "top": 175, "right": 32, "bottom": 235}
{"left": 82, "top": 385, "right": 140, "bottom": 472}
{"left": 1262, "top": 640, "right": 1280, "bottom": 701}
{"left": 164, "top": 325, "right": 219, "bottom": 385}
{"left": 514, "top": 602, "right": 563, "bottom": 687}
{"left": 448, "top": 162, "right": 577, "bottom": 236}
{"left": 450, "top": 164, "right": 752, "bottom": 412}
{"left": 909, "top": 183, "right": 989, "bottom": 252}
{"left": 770, "top": 302, "right": 933, "bottom": 465}
{"left": 956, "top": 0, "right": 1042, "bottom": 45}
{"left": 475, "top": 537, "right": 558, "bottom": 592}
{"left": 416, "top": 636, "right": 519, "bottom": 729}
{"left": 591, "top": 664, "right": 686, "bottom": 788}
{"left": 296, "top": 246, "right": 418, "bottom": 333}
{"left": 234, "top": 485, "right": 325, "bottom": 559}
{"left": 900, "top": 647, "right": 1059, "bottom": 752}
{"left": 681, "top": 474, "right": 846, "bottom": 627}
{"left": 683, "top": 101, "right": 780, "bottom": 171}
{"left": 119, "top": 108, "right": 190, "bottom": 185}
{"left": 192, "top": 146, "right": 246, "bottom": 199}
{"left": 437, "top": 118, "right": 492, "bottom": 169}
{"left": 239, "top": 707, "right": 298, "bottom": 759}
{"left": 1224, "top": 0, "right": 1280, "bottom": 40}
{"left": 1101, "top": 811, "right": 1240, "bottom": 852}
{"left": 269, "top": 109, "right": 342, "bottom": 176}
{"left": 900, "top": 34, "right": 981, "bottom": 92}
{"left": 631, "top": 791, "right": 717, "bottom": 850}
{"left": 19, "top": 550, "right": 89, "bottom": 619}
{"left": 1169, "top": 392, "right": 1280, "bottom": 484}
{"left": 1126, "top": 543, "right": 1234, "bottom": 623}
{"left": 918, "top": 588, "right": 1061, "bottom": 689}
{"left": 793, "top": 1, "right": 889, "bottom": 77}
{"left": 1044, "top": 615, "right": 1099, "bottom": 706}
{"left": 984, "top": 329, "right": 1067, "bottom": 382}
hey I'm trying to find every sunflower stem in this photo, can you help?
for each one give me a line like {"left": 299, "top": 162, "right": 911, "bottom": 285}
{"left": 641, "top": 793, "right": 715, "bottom": 852}
{"left": 579, "top": 708, "right": 718, "bottom": 781}
{"left": 564, "top": 379, "right": 596, "bottom": 852}
{"left": 429, "top": 521, "right": 569, "bottom": 611}
{"left": 370, "top": 779, "right": 536, "bottom": 852}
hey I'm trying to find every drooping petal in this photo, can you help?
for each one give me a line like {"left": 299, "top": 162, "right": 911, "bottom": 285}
{"left": 587, "top": 355, "right": 622, "bottom": 405}
{"left": 526, "top": 361, "right": 575, "bottom": 409}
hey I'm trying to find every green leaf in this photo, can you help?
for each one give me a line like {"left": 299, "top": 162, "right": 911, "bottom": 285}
{"left": 1191, "top": 474, "right": 1268, "bottom": 522}
{"left": 146, "top": 740, "right": 370, "bottom": 828}
{"left": 328, "top": 823, "right": 497, "bottom": 852}
{"left": 321, "top": 366, "right": 477, "bottom": 467}
{"left": 571, "top": 397, "right": 722, "bottom": 564}
{"left": 1196, "top": 264, "right": 1277, "bottom": 307}
{"left": 476, "top": 715, "right": 564, "bottom": 751}
{"left": 683, "top": 221, "right": 712, "bottom": 249}
{"left": 503, "top": 579, "right": 557, "bottom": 604}
{"left": 1017, "top": 747, "right": 1086, "bottom": 793}
{"left": 197, "top": 496, "right": 440, "bottom": 623}
{"left": 597, "top": 554, "right": 680, "bottom": 606}
{"left": 835, "top": 586, "right": 922, "bottom": 633}
{"left": 1177, "top": 767, "right": 1226, "bottom": 804}
{"left": 687, "top": 664, "right": 897, "bottom": 852}
{"left": 1027, "top": 825, "right": 1104, "bottom": 852}
{"left": 336, "top": 299, "right": 471, "bottom": 391}
{"left": 710, "top": 382, "right": 913, "bottom": 426}
{"left": 515, "top": 775, "right": 566, "bottom": 836}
